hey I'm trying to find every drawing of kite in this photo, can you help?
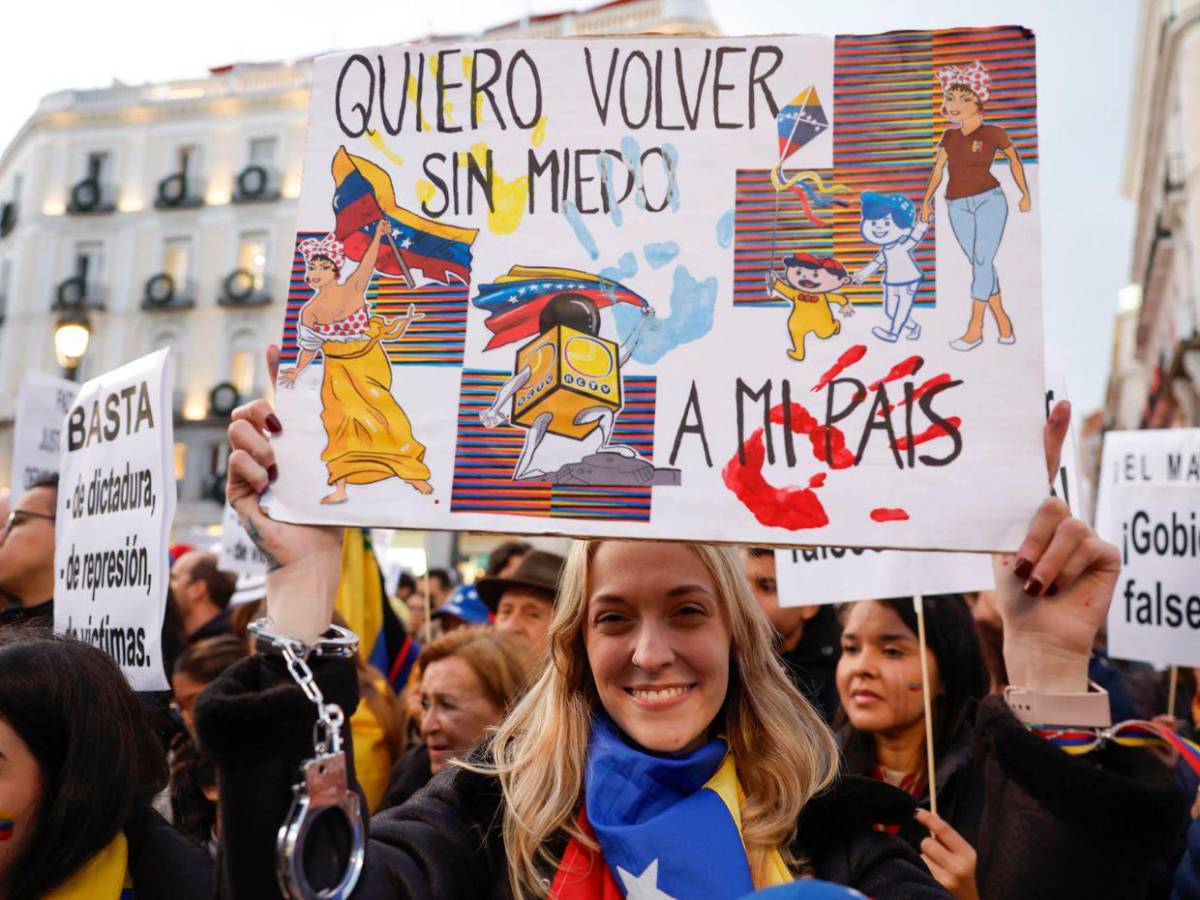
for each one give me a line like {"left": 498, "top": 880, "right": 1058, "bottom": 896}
{"left": 770, "top": 88, "right": 849, "bottom": 226}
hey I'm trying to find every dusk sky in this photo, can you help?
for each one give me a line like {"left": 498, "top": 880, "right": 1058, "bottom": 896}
{"left": 0, "top": 0, "right": 1136, "bottom": 413}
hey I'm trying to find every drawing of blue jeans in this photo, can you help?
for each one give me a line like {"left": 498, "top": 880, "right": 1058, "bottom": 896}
{"left": 947, "top": 187, "right": 1008, "bottom": 300}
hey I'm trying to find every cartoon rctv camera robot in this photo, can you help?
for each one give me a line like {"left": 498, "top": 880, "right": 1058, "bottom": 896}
{"left": 479, "top": 294, "right": 677, "bottom": 486}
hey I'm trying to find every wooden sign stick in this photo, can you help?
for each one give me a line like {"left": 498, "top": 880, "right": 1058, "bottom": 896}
{"left": 915, "top": 594, "right": 938, "bottom": 816}
{"left": 422, "top": 533, "right": 433, "bottom": 646}
{"left": 1168, "top": 665, "right": 1179, "bottom": 720}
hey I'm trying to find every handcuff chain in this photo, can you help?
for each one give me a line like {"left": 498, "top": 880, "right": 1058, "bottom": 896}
{"left": 280, "top": 641, "right": 344, "bottom": 757}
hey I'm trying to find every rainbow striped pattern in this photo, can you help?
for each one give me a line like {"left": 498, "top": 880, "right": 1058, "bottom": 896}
{"left": 733, "top": 26, "right": 1037, "bottom": 308}
{"left": 1032, "top": 720, "right": 1200, "bottom": 777}
{"left": 450, "top": 371, "right": 657, "bottom": 522}
{"left": 280, "top": 232, "right": 469, "bottom": 367}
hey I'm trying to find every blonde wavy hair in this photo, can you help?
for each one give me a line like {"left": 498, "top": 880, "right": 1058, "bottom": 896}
{"left": 465, "top": 540, "right": 839, "bottom": 898}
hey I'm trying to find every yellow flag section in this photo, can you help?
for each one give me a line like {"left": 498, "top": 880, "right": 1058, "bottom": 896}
{"left": 335, "top": 528, "right": 385, "bottom": 667}
{"left": 45, "top": 833, "right": 128, "bottom": 899}
{"left": 706, "top": 754, "right": 793, "bottom": 889}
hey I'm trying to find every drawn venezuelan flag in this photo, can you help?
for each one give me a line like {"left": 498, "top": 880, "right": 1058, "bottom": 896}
{"left": 331, "top": 146, "right": 478, "bottom": 286}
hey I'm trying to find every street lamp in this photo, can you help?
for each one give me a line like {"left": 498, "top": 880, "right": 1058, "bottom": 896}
{"left": 54, "top": 310, "right": 92, "bottom": 380}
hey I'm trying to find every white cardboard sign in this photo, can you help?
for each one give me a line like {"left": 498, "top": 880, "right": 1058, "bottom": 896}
{"left": 10, "top": 372, "right": 79, "bottom": 502}
{"left": 1104, "top": 483, "right": 1200, "bottom": 667}
{"left": 53, "top": 350, "right": 176, "bottom": 691}
{"left": 264, "top": 29, "right": 1048, "bottom": 553}
{"left": 1095, "top": 429, "right": 1200, "bottom": 534}
{"left": 1095, "top": 429, "right": 1200, "bottom": 667}
{"left": 217, "top": 501, "right": 271, "bottom": 578}
{"left": 777, "top": 545, "right": 994, "bottom": 607}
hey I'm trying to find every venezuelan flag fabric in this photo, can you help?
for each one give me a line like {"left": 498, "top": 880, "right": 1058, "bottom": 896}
{"left": 550, "top": 715, "right": 791, "bottom": 899}
{"left": 472, "top": 265, "right": 650, "bottom": 350}
{"left": 331, "top": 146, "right": 478, "bottom": 285}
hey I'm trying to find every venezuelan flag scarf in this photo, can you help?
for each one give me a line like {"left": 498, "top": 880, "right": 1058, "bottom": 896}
{"left": 549, "top": 716, "right": 791, "bottom": 899}
{"left": 45, "top": 831, "right": 130, "bottom": 899}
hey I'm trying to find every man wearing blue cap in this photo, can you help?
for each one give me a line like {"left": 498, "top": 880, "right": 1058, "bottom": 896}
{"left": 430, "top": 585, "right": 493, "bottom": 633}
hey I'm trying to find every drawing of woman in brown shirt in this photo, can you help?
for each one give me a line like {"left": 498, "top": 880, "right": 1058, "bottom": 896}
{"left": 919, "top": 61, "right": 1032, "bottom": 352}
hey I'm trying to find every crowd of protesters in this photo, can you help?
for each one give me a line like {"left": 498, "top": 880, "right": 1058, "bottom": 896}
{"left": 0, "top": 382, "right": 1198, "bottom": 899}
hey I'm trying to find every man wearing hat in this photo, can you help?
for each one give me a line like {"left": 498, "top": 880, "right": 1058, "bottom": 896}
{"left": 431, "top": 584, "right": 493, "bottom": 633}
{"left": 766, "top": 253, "right": 855, "bottom": 361}
{"left": 475, "top": 549, "right": 565, "bottom": 660}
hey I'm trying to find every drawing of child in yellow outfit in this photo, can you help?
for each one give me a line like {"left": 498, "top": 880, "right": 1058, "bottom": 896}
{"left": 765, "top": 253, "right": 855, "bottom": 361}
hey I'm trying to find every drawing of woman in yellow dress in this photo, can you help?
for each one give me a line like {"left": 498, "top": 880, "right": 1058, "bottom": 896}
{"left": 278, "top": 221, "right": 432, "bottom": 504}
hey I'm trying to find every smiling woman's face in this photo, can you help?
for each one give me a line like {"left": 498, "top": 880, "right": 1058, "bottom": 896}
{"left": 306, "top": 257, "right": 337, "bottom": 289}
{"left": 836, "top": 600, "right": 940, "bottom": 737}
{"left": 943, "top": 86, "right": 982, "bottom": 123}
{"left": 584, "top": 541, "right": 731, "bottom": 755}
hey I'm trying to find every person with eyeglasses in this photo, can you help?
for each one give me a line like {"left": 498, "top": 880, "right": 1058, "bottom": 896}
{"left": 0, "top": 473, "right": 58, "bottom": 631}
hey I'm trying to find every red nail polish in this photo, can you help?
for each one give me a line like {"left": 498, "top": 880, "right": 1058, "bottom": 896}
{"left": 1024, "top": 578, "right": 1043, "bottom": 597}
{"left": 1045, "top": 583, "right": 1059, "bottom": 598}
{"left": 266, "top": 414, "right": 283, "bottom": 434}
{"left": 268, "top": 464, "right": 278, "bottom": 483}
{"left": 1014, "top": 558, "right": 1033, "bottom": 580}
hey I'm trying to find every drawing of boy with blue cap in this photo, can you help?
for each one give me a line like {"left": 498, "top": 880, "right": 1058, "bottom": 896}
{"left": 851, "top": 191, "right": 929, "bottom": 343}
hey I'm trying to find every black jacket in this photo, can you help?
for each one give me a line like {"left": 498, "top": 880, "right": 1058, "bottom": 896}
{"left": 198, "top": 653, "right": 944, "bottom": 899}
{"left": 0, "top": 598, "right": 53, "bottom": 630}
{"left": 780, "top": 604, "right": 842, "bottom": 723}
{"left": 841, "top": 695, "right": 1190, "bottom": 900}
{"left": 381, "top": 743, "right": 433, "bottom": 811}
{"left": 841, "top": 722, "right": 984, "bottom": 850}
{"left": 125, "top": 803, "right": 214, "bottom": 900}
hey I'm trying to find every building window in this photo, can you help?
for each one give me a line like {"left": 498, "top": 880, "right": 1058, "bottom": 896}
{"left": 177, "top": 144, "right": 200, "bottom": 177}
{"left": 249, "top": 137, "right": 277, "bottom": 165}
{"left": 163, "top": 237, "right": 192, "bottom": 284}
{"left": 74, "top": 240, "right": 105, "bottom": 285}
{"left": 230, "top": 351, "right": 256, "bottom": 396}
{"left": 237, "top": 230, "right": 269, "bottom": 290}
{"left": 86, "top": 150, "right": 111, "bottom": 182}
{"left": 229, "top": 329, "right": 260, "bottom": 396}
{"left": 174, "top": 442, "right": 187, "bottom": 481}
{"left": 0, "top": 258, "right": 10, "bottom": 319}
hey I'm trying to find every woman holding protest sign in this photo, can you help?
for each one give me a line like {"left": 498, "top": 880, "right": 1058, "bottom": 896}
{"left": 835, "top": 595, "right": 989, "bottom": 899}
{"left": 0, "top": 629, "right": 212, "bottom": 900}
{"left": 210, "top": 350, "right": 1187, "bottom": 899}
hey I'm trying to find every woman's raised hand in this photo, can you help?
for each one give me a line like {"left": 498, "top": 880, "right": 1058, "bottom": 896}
{"left": 990, "top": 401, "right": 1121, "bottom": 692}
{"left": 227, "top": 345, "right": 344, "bottom": 642}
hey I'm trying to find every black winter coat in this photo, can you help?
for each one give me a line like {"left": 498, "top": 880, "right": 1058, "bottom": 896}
{"left": 198, "top": 653, "right": 945, "bottom": 900}
{"left": 381, "top": 743, "right": 433, "bottom": 811}
{"left": 124, "top": 803, "right": 215, "bottom": 900}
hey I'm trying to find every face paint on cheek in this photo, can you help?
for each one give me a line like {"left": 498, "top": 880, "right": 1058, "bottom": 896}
{"left": 0, "top": 818, "right": 14, "bottom": 842}
{"left": 907, "top": 682, "right": 923, "bottom": 691}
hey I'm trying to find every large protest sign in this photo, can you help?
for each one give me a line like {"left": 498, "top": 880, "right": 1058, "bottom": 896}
{"left": 10, "top": 372, "right": 79, "bottom": 502}
{"left": 1095, "top": 429, "right": 1200, "bottom": 535}
{"left": 1103, "top": 483, "right": 1200, "bottom": 668}
{"left": 266, "top": 28, "right": 1047, "bottom": 552}
{"left": 776, "top": 546, "right": 994, "bottom": 607}
{"left": 53, "top": 350, "right": 175, "bottom": 691}
{"left": 1095, "top": 429, "right": 1200, "bottom": 667}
